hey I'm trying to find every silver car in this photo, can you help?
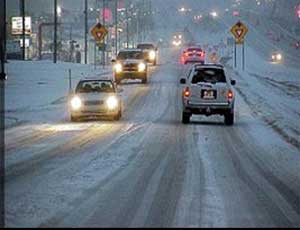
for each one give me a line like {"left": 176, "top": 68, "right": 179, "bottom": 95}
{"left": 180, "top": 64, "right": 236, "bottom": 125}
{"left": 69, "top": 79, "right": 122, "bottom": 122}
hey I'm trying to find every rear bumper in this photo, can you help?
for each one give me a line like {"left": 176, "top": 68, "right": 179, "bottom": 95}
{"left": 183, "top": 101, "right": 234, "bottom": 115}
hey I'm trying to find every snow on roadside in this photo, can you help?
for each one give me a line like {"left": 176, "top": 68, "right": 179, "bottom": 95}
{"left": 226, "top": 44, "right": 300, "bottom": 149}
{"left": 5, "top": 61, "right": 112, "bottom": 127}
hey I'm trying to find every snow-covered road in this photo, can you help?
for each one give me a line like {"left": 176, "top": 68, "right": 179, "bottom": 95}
{"left": 5, "top": 46, "right": 300, "bottom": 227}
{"left": 5, "top": 3, "right": 300, "bottom": 226}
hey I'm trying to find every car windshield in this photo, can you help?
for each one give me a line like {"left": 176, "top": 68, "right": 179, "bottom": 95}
{"left": 117, "top": 51, "right": 144, "bottom": 60}
{"left": 192, "top": 68, "right": 226, "bottom": 84}
{"left": 76, "top": 81, "right": 115, "bottom": 93}
{"left": 137, "top": 44, "right": 155, "bottom": 50}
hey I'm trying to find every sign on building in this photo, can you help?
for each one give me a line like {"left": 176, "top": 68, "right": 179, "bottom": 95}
{"left": 11, "top": 17, "right": 32, "bottom": 35}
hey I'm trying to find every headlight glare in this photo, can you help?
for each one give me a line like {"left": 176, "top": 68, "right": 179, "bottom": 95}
{"left": 71, "top": 96, "right": 82, "bottom": 110}
{"left": 149, "top": 50, "right": 156, "bottom": 60}
{"left": 106, "top": 96, "right": 118, "bottom": 110}
{"left": 138, "top": 63, "right": 146, "bottom": 72}
{"left": 114, "top": 63, "right": 122, "bottom": 73}
{"left": 276, "top": 53, "right": 282, "bottom": 61}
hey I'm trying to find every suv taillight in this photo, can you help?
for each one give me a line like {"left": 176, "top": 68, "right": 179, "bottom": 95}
{"left": 227, "top": 90, "right": 234, "bottom": 100}
{"left": 183, "top": 87, "right": 191, "bottom": 97}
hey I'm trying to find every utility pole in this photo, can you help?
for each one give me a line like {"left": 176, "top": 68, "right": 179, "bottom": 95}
{"left": 20, "top": 0, "right": 25, "bottom": 60}
{"left": 84, "top": 0, "right": 88, "bottom": 64}
{"left": 102, "top": 0, "right": 106, "bottom": 68}
{"left": 54, "top": 0, "right": 57, "bottom": 63}
{"left": 3, "top": 0, "right": 6, "bottom": 64}
{"left": 142, "top": 0, "right": 145, "bottom": 41}
{"left": 0, "top": 1, "right": 6, "bottom": 227}
{"left": 115, "top": 0, "right": 118, "bottom": 56}
{"left": 126, "top": 1, "right": 129, "bottom": 48}
{"left": 0, "top": 0, "right": 7, "bottom": 80}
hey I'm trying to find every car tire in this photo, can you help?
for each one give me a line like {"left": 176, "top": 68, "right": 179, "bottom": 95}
{"left": 71, "top": 115, "right": 79, "bottom": 122}
{"left": 115, "top": 76, "right": 121, "bottom": 84}
{"left": 182, "top": 112, "right": 191, "bottom": 124}
{"left": 114, "top": 110, "right": 122, "bottom": 121}
{"left": 224, "top": 112, "right": 234, "bottom": 126}
{"left": 142, "top": 75, "right": 148, "bottom": 84}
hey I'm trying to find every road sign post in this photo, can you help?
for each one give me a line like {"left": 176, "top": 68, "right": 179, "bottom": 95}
{"left": 230, "top": 21, "right": 248, "bottom": 70}
{"left": 91, "top": 23, "right": 108, "bottom": 45}
{"left": 242, "top": 42, "right": 245, "bottom": 71}
{"left": 91, "top": 22, "right": 108, "bottom": 70}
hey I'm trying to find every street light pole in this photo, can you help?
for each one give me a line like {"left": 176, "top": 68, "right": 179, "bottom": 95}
{"left": 126, "top": 1, "right": 129, "bottom": 48}
{"left": 102, "top": 0, "right": 106, "bottom": 68}
{"left": 20, "top": 0, "right": 25, "bottom": 60}
{"left": 84, "top": 0, "right": 88, "bottom": 64}
{"left": 115, "top": 0, "right": 118, "bottom": 56}
{"left": 54, "top": 0, "right": 57, "bottom": 63}
{"left": 0, "top": 0, "right": 7, "bottom": 81}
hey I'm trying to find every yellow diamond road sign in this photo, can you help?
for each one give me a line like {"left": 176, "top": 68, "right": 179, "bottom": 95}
{"left": 91, "top": 23, "right": 108, "bottom": 43}
{"left": 230, "top": 21, "right": 248, "bottom": 44}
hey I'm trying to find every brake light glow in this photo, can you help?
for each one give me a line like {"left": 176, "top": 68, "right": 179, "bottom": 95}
{"left": 227, "top": 90, "right": 234, "bottom": 100}
{"left": 183, "top": 87, "right": 191, "bottom": 97}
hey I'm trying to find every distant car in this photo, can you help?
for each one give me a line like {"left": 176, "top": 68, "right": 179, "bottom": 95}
{"left": 271, "top": 51, "right": 283, "bottom": 63}
{"left": 180, "top": 64, "right": 236, "bottom": 125}
{"left": 69, "top": 79, "right": 122, "bottom": 122}
{"left": 112, "top": 49, "right": 148, "bottom": 84}
{"left": 137, "top": 43, "right": 158, "bottom": 66}
{"left": 181, "top": 47, "right": 205, "bottom": 65}
{"left": 290, "top": 41, "right": 300, "bottom": 49}
{"left": 172, "top": 33, "right": 183, "bottom": 47}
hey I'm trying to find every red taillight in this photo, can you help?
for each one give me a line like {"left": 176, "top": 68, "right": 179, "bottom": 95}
{"left": 227, "top": 90, "right": 234, "bottom": 100}
{"left": 183, "top": 87, "right": 191, "bottom": 97}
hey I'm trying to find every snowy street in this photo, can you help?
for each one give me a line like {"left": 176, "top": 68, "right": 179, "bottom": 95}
{"left": 3, "top": 0, "right": 300, "bottom": 228}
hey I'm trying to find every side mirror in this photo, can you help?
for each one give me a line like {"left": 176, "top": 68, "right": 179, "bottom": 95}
{"left": 180, "top": 78, "right": 186, "bottom": 84}
{"left": 111, "top": 59, "right": 116, "bottom": 63}
{"left": 231, "top": 79, "right": 236, "bottom": 86}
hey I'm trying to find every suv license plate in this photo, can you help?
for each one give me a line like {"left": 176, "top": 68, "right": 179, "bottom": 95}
{"left": 202, "top": 90, "right": 216, "bottom": 100}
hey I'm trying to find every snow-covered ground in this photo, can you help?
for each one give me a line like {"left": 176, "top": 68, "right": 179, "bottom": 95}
{"left": 5, "top": 61, "right": 112, "bottom": 127}
{"left": 5, "top": 2, "right": 300, "bottom": 228}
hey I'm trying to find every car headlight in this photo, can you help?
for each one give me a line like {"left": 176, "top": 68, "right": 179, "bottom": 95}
{"left": 276, "top": 53, "right": 282, "bottom": 61}
{"left": 70, "top": 96, "right": 82, "bottom": 110}
{"left": 272, "top": 55, "right": 275, "bottom": 60}
{"left": 114, "top": 63, "right": 123, "bottom": 73}
{"left": 106, "top": 96, "right": 119, "bottom": 110}
{"left": 138, "top": 63, "right": 146, "bottom": 72}
{"left": 149, "top": 50, "right": 156, "bottom": 60}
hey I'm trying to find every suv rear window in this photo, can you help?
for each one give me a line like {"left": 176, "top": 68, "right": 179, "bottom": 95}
{"left": 76, "top": 81, "right": 115, "bottom": 93}
{"left": 192, "top": 68, "right": 226, "bottom": 84}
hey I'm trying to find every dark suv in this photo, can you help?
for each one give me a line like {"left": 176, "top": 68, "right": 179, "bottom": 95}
{"left": 137, "top": 43, "right": 158, "bottom": 66}
{"left": 112, "top": 49, "right": 148, "bottom": 84}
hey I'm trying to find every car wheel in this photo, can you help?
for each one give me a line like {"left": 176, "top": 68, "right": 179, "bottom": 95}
{"left": 71, "top": 115, "right": 78, "bottom": 122}
{"left": 224, "top": 112, "right": 234, "bottom": 126}
{"left": 114, "top": 110, "right": 122, "bottom": 121}
{"left": 115, "top": 76, "right": 121, "bottom": 84}
{"left": 182, "top": 112, "right": 191, "bottom": 124}
{"left": 142, "top": 75, "right": 148, "bottom": 84}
